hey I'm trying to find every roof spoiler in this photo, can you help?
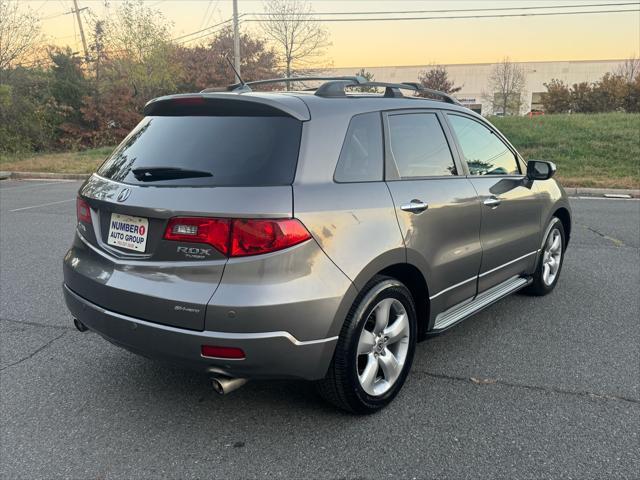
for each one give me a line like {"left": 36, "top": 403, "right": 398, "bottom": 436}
{"left": 143, "top": 93, "right": 310, "bottom": 121}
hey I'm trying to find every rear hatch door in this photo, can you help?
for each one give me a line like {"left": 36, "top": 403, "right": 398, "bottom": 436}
{"left": 66, "top": 96, "right": 303, "bottom": 331}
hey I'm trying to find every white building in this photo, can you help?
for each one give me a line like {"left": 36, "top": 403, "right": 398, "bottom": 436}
{"left": 326, "top": 59, "right": 625, "bottom": 115}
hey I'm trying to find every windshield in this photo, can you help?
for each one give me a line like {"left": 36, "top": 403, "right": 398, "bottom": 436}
{"left": 97, "top": 115, "right": 302, "bottom": 186}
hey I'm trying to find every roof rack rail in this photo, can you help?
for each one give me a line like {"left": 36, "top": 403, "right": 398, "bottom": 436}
{"left": 201, "top": 76, "right": 462, "bottom": 106}
{"left": 400, "top": 82, "right": 462, "bottom": 105}
{"left": 315, "top": 80, "right": 409, "bottom": 98}
{"left": 200, "top": 76, "right": 368, "bottom": 93}
{"left": 313, "top": 80, "right": 462, "bottom": 105}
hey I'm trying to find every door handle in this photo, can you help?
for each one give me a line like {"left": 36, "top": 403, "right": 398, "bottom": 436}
{"left": 483, "top": 196, "right": 501, "bottom": 208}
{"left": 400, "top": 200, "right": 429, "bottom": 214}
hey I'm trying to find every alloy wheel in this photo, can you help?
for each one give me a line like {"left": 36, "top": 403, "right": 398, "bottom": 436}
{"left": 542, "top": 227, "right": 562, "bottom": 286}
{"left": 356, "top": 297, "right": 410, "bottom": 396}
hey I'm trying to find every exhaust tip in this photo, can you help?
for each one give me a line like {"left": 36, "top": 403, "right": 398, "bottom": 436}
{"left": 211, "top": 375, "right": 247, "bottom": 395}
{"left": 212, "top": 379, "right": 225, "bottom": 395}
{"left": 73, "top": 318, "right": 89, "bottom": 332}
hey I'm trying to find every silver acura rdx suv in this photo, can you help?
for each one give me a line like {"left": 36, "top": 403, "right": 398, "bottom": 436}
{"left": 64, "top": 77, "right": 571, "bottom": 413}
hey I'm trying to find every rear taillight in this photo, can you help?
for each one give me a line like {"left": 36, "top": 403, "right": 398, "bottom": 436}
{"left": 76, "top": 197, "right": 92, "bottom": 224}
{"left": 163, "top": 217, "right": 311, "bottom": 257}
{"left": 230, "top": 219, "right": 311, "bottom": 257}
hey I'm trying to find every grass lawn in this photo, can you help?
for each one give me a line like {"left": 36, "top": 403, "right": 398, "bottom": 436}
{"left": 490, "top": 112, "right": 639, "bottom": 189}
{"left": 1, "top": 113, "right": 638, "bottom": 189}
{"left": 0, "top": 146, "right": 114, "bottom": 175}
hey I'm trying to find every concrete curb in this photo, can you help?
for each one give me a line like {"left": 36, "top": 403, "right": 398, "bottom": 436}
{"left": 565, "top": 187, "right": 640, "bottom": 198}
{"left": 1, "top": 171, "right": 638, "bottom": 198}
{"left": 3, "top": 171, "right": 91, "bottom": 181}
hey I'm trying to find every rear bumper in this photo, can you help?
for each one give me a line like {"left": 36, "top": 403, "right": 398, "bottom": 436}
{"left": 64, "top": 284, "right": 338, "bottom": 380}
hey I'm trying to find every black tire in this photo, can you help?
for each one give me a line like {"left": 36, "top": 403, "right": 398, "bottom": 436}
{"left": 316, "top": 275, "right": 417, "bottom": 414}
{"left": 524, "top": 217, "right": 566, "bottom": 296}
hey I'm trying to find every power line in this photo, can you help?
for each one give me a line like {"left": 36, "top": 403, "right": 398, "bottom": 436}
{"left": 246, "top": 2, "right": 640, "bottom": 16}
{"left": 244, "top": 8, "right": 640, "bottom": 22}
{"left": 175, "top": 24, "right": 235, "bottom": 45}
{"left": 199, "top": 0, "right": 214, "bottom": 30}
{"left": 41, "top": 11, "right": 68, "bottom": 20}
{"left": 172, "top": 17, "right": 236, "bottom": 42}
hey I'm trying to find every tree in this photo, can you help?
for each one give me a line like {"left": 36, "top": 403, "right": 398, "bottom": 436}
{"left": 356, "top": 68, "right": 374, "bottom": 82}
{"left": 0, "top": 67, "right": 57, "bottom": 152}
{"left": 485, "top": 57, "right": 526, "bottom": 115}
{"left": 541, "top": 79, "right": 571, "bottom": 113}
{"left": 616, "top": 55, "right": 640, "bottom": 82}
{"left": 417, "top": 65, "right": 461, "bottom": 95}
{"left": 175, "top": 27, "right": 278, "bottom": 92}
{"left": 100, "top": 0, "right": 179, "bottom": 101}
{"left": 569, "top": 82, "right": 595, "bottom": 113}
{"left": 624, "top": 74, "right": 640, "bottom": 113}
{"left": 589, "top": 73, "right": 627, "bottom": 112}
{"left": 259, "top": 0, "right": 330, "bottom": 86}
{"left": 0, "top": 0, "right": 43, "bottom": 80}
{"left": 354, "top": 68, "right": 378, "bottom": 92}
{"left": 48, "top": 47, "right": 90, "bottom": 145}
{"left": 616, "top": 56, "right": 640, "bottom": 112}
{"left": 90, "top": 20, "right": 107, "bottom": 84}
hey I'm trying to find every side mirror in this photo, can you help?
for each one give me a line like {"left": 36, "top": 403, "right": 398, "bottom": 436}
{"left": 527, "top": 160, "right": 556, "bottom": 181}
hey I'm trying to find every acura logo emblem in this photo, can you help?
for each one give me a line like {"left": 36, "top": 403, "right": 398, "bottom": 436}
{"left": 117, "top": 188, "right": 131, "bottom": 202}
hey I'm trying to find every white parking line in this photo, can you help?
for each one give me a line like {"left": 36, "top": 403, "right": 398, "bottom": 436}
{"left": 9, "top": 198, "right": 75, "bottom": 212}
{"left": 0, "top": 180, "right": 75, "bottom": 192}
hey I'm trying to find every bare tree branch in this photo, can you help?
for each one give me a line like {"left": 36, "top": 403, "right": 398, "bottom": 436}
{"left": 0, "top": 0, "right": 43, "bottom": 75}
{"left": 616, "top": 55, "right": 640, "bottom": 82}
{"left": 259, "top": 0, "right": 330, "bottom": 84}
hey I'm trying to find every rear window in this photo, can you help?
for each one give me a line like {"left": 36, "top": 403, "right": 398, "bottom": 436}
{"left": 97, "top": 116, "right": 302, "bottom": 186}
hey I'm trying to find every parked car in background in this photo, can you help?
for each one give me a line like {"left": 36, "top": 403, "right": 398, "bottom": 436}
{"left": 64, "top": 77, "right": 571, "bottom": 413}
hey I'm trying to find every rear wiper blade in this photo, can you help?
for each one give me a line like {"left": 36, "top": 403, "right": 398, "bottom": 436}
{"left": 132, "top": 167, "right": 213, "bottom": 181}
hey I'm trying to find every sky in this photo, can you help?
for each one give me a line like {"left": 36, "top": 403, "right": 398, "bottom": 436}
{"left": 26, "top": 0, "right": 640, "bottom": 67}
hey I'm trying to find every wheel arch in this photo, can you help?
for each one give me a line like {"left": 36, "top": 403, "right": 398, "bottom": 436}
{"left": 377, "top": 263, "right": 430, "bottom": 338}
{"left": 553, "top": 207, "right": 572, "bottom": 246}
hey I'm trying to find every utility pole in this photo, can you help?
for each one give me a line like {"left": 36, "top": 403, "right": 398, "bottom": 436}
{"left": 232, "top": 0, "right": 241, "bottom": 82}
{"left": 71, "top": 0, "right": 90, "bottom": 61}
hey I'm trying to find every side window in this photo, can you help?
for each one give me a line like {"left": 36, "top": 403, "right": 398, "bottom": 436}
{"left": 447, "top": 114, "right": 520, "bottom": 175}
{"left": 334, "top": 112, "right": 383, "bottom": 182}
{"left": 387, "top": 113, "right": 457, "bottom": 178}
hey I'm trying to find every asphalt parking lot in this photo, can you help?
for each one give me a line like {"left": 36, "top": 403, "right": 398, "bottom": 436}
{"left": 1, "top": 179, "right": 638, "bottom": 479}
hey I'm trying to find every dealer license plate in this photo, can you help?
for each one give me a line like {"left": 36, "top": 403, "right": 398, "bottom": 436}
{"left": 107, "top": 213, "right": 149, "bottom": 252}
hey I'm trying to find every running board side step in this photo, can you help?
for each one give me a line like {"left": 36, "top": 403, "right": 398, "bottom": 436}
{"left": 430, "top": 276, "right": 532, "bottom": 333}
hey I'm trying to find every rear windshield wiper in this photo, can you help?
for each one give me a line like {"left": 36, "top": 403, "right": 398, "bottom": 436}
{"left": 131, "top": 167, "right": 213, "bottom": 182}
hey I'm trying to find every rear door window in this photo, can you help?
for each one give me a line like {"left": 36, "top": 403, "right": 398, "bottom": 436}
{"left": 387, "top": 113, "right": 457, "bottom": 178}
{"left": 334, "top": 112, "right": 383, "bottom": 182}
{"left": 98, "top": 116, "right": 302, "bottom": 186}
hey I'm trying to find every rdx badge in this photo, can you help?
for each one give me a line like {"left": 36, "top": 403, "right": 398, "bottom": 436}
{"left": 176, "top": 246, "right": 212, "bottom": 258}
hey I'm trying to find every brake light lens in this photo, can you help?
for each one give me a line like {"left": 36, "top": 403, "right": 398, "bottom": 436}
{"left": 164, "top": 217, "right": 231, "bottom": 255}
{"left": 201, "top": 345, "right": 245, "bottom": 359}
{"left": 171, "top": 96, "right": 206, "bottom": 106}
{"left": 163, "top": 217, "right": 311, "bottom": 257}
{"left": 76, "top": 197, "right": 92, "bottom": 224}
{"left": 230, "top": 219, "right": 311, "bottom": 257}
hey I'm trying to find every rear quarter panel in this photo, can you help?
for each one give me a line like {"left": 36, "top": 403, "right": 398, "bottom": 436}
{"left": 292, "top": 104, "right": 409, "bottom": 336}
